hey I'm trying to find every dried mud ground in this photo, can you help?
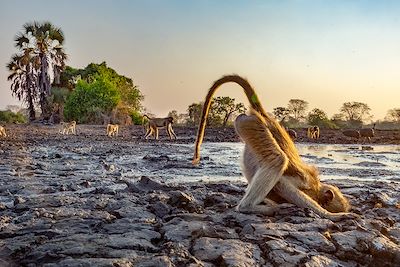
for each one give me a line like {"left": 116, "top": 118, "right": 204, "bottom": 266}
{"left": 0, "top": 124, "right": 400, "bottom": 267}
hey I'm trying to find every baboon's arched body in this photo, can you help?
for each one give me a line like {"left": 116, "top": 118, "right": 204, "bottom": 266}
{"left": 193, "top": 75, "right": 357, "bottom": 221}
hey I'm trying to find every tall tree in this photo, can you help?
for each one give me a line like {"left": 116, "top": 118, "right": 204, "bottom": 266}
{"left": 213, "top": 97, "right": 246, "bottom": 126}
{"left": 287, "top": 99, "right": 308, "bottom": 121}
{"left": 386, "top": 108, "right": 400, "bottom": 122}
{"left": 6, "top": 51, "right": 38, "bottom": 121}
{"left": 339, "top": 101, "right": 371, "bottom": 123}
{"left": 187, "top": 103, "right": 203, "bottom": 126}
{"left": 14, "top": 21, "right": 67, "bottom": 119}
{"left": 273, "top": 107, "right": 290, "bottom": 122}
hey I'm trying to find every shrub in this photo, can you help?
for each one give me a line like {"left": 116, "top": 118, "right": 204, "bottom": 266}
{"left": 0, "top": 110, "right": 27, "bottom": 123}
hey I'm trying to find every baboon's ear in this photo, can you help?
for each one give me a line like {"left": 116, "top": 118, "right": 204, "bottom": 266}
{"left": 324, "top": 189, "right": 335, "bottom": 202}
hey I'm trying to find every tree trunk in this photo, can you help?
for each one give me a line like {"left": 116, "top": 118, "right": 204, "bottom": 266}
{"left": 38, "top": 54, "right": 51, "bottom": 120}
{"left": 25, "top": 65, "right": 36, "bottom": 121}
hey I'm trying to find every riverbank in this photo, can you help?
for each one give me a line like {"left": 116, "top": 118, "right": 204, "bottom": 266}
{"left": 0, "top": 124, "right": 399, "bottom": 266}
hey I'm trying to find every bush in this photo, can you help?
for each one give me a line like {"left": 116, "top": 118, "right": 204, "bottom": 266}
{"left": 130, "top": 110, "right": 143, "bottom": 125}
{"left": 64, "top": 77, "right": 120, "bottom": 123}
{"left": 0, "top": 110, "right": 27, "bottom": 123}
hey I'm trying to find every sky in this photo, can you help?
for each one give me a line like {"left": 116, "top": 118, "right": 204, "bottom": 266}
{"left": 1, "top": 0, "right": 400, "bottom": 120}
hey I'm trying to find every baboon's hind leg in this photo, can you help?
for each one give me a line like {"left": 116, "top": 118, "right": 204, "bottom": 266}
{"left": 234, "top": 113, "right": 288, "bottom": 215}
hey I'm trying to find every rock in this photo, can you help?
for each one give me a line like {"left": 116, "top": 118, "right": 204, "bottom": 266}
{"left": 262, "top": 239, "right": 307, "bottom": 266}
{"left": 126, "top": 176, "right": 172, "bottom": 192}
{"left": 289, "top": 231, "right": 336, "bottom": 253}
{"left": 148, "top": 202, "right": 171, "bottom": 218}
{"left": 134, "top": 256, "right": 173, "bottom": 267}
{"left": 192, "top": 237, "right": 263, "bottom": 266}
{"left": 330, "top": 230, "right": 374, "bottom": 264}
{"left": 167, "top": 190, "right": 203, "bottom": 213}
{"left": 369, "top": 236, "right": 400, "bottom": 264}
{"left": 303, "top": 254, "right": 351, "bottom": 267}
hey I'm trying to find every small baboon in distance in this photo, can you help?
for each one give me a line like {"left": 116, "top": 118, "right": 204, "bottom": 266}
{"left": 106, "top": 124, "right": 119, "bottom": 137}
{"left": 0, "top": 126, "right": 7, "bottom": 137}
{"left": 193, "top": 75, "right": 358, "bottom": 221}
{"left": 60, "top": 121, "right": 76, "bottom": 135}
{"left": 307, "top": 126, "right": 320, "bottom": 139}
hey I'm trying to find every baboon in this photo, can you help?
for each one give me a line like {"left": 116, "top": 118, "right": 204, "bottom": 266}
{"left": 193, "top": 75, "right": 357, "bottom": 221}
{"left": 307, "top": 126, "right": 320, "bottom": 139}
{"left": 142, "top": 115, "right": 177, "bottom": 140}
{"left": 60, "top": 121, "right": 76, "bottom": 135}
{"left": 106, "top": 124, "right": 119, "bottom": 137}
{"left": 0, "top": 126, "right": 7, "bottom": 137}
{"left": 359, "top": 124, "right": 375, "bottom": 142}
{"left": 285, "top": 127, "right": 297, "bottom": 140}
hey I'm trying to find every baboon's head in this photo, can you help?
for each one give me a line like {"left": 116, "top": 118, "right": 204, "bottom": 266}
{"left": 168, "top": 117, "right": 174, "bottom": 124}
{"left": 319, "top": 183, "right": 350, "bottom": 213}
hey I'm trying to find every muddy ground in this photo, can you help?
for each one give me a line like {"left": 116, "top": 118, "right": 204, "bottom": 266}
{"left": 0, "top": 124, "right": 399, "bottom": 266}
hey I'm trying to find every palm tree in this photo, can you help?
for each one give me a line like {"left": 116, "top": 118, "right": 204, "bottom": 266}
{"left": 7, "top": 51, "right": 38, "bottom": 121}
{"left": 14, "top": 21, "right": 67, "bottom": 119}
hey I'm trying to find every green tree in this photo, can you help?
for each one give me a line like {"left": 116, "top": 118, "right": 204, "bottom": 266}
{"left": 288, "top": 99, "right": 308, "bottom": 121}
{"left": 307, "top": 108, "right": 337, "bottom": 129}
{"left": 6, "top": 52, "right": 38, "bottom": 121}
{"left": 273, "top": 107, "right": 290, "bottom": 122}
{"left": 339, "top": 102, "right": 371, "bottom": 124}
{"left": 0, "top": 110, "right": 27, "bottom": 123}
{"left": 64, "top": 76, "right": 120, "bottom": 123}
{"left": 14, "top": 21, "right": 67, "bottom": 119}
{"left": 213, "top": 97, "right": 246, "bottom": 126}
{"left": 61, "top": 62, "right": 143, "bottom": 122}
{"left": 48, "top": 87, "right": 70, "bottom": 123}
{"left": 168, "top": 110, "right": 179, "bottom": 122}
{"left": 187, "top": 103, "right": 203, "bottom": 126}
{"left": 386, "top": 108, "right": 400, "bottom": 122}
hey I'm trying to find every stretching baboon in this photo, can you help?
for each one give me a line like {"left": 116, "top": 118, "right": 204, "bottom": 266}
{"left": 193, "top": 75, "right": 357, "bottom": 221}
{"left": 142, "top": 115, "right": 177, "bottom": 140}
{"left": 307, "top": 126, "right": 320, "bottom": 139}
{"left": 60, "top": 121, "right": 76, "bottom": 135}
{"left": 0, "top": 126, "right": 7, "bottom": 137}
{"left": 106, "top": 124, "right": 119, "bottom": 137}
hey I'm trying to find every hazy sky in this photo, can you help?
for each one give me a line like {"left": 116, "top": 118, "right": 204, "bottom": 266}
{"left": 1, "top": 0, "right": 400, "bottom": 119}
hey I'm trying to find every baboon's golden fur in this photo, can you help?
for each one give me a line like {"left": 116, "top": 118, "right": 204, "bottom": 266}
{"left": 307, "top": 126, "right": 320, "bottom": 139}
{"left": 106, "top": 124, "right": 119, "bottom": 137}
{"left": 60, "top": 121, "right": 76, "bottom": 135}
{"left": 193, "top": 75, "right": 356, "bottom": 221}
{"left": 0, "top": 126, "right": 7, "bottom": 137}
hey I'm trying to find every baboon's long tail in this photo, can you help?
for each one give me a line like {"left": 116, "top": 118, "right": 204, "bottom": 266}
{"left": 193, "top": 75, "right": 268, "bottom": 164}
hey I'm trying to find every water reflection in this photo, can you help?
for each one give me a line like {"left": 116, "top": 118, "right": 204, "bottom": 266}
{"left": 170, "top": 143, "right": 400, "bottom": 183}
